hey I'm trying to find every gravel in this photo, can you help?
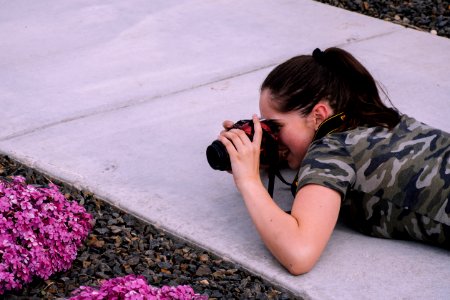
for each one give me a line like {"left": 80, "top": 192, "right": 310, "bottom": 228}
{"left": 0, "top": 155, "right": 297, "bottom": 300}
{"left": 315, "top": 0, "right": 450, "bottom": 38}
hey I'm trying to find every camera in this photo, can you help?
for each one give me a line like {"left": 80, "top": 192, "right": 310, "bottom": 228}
{"left": 206, "top": 119, "right": 280, "bottom": 171}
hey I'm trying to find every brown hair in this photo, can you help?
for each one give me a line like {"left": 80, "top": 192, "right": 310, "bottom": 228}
{"left": 261, "top": 47, "right": 400, "bottom": 130}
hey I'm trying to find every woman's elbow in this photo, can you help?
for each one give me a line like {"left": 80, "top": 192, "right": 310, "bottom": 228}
{"left": 284, "top": 248, "right": 319, "bottom": 275}
{"left": 286, "top": 262, "right": 314, "bottom": 276}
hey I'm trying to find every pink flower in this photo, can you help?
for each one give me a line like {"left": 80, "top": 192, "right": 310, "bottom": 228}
{"left": 0, "top": 197, "right": 10, "bottom": 212}
{"left": 0, "top": 176, "right": 93, "bottom": 294}
{"left": 69, "top": 275, "right": 208, "bottom": 300}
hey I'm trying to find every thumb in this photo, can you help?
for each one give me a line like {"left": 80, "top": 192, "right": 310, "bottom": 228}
{"left": 222, "top": 120, "right": 234, "bottom": 130}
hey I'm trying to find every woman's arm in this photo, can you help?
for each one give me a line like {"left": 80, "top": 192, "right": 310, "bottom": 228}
{"left": 219, "top": 115, "right": 341, "bottom": 275}
{"left": 239, "top": 181, "right": 340, "bottom": 275}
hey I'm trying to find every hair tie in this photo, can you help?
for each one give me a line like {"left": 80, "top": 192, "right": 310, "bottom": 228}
{"left": 313, "top": 48, "right": 325, "bottom": 63}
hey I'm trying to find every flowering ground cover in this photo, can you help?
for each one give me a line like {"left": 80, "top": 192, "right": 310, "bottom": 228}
{"left": 69, "top": 275, "right": 207, "bottom": 299}
{"left": 0, "top": 176, "right": 92, "bottom": 294}
{"left": 0, "top": 155, "right": 294, "bottom": 299}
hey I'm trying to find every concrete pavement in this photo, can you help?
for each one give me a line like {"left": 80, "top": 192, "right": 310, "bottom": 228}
{"left": 1, "top": 1, "right": 449, "bottom": 299}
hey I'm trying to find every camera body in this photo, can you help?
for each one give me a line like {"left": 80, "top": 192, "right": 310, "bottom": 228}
{"left": 206, "top": 119, "right": 280, "bottom": 171}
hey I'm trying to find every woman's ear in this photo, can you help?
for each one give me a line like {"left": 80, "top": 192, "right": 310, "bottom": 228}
{"left": 312, "top": 101, "right": 334, "bottom": 130}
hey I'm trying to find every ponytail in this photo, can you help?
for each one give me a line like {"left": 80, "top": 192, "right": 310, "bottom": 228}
{"left": 261, "top": 47, "right": 400, "bottom": 130}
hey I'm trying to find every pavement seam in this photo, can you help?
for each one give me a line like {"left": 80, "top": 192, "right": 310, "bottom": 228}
{"left": 335, "top": 26, "right": 405, "bottom": 48}
{"left": 0, "top": 27, "right": 403, "bottom": 143}
{"left": 0, "top": 65, "right": 273, "bottom": 142}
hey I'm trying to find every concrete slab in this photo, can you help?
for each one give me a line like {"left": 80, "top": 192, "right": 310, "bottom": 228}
{"left": 0, "top": 0, "right": 403, "bottom": 140}
{"left": 1, "top": 0, "right": 449, "bottom": 299}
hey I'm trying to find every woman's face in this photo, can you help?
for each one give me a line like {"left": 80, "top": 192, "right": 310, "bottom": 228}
{"left": 259, "top": 89, "right": 317, "bottom": 170}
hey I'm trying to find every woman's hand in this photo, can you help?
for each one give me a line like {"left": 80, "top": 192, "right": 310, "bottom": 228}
{"left": 218, "top": 114, "right": 263, "bottom": 188}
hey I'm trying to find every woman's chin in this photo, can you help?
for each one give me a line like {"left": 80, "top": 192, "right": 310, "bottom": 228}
{"left": 287, "top": 159, "right": 300, "bottom": 170}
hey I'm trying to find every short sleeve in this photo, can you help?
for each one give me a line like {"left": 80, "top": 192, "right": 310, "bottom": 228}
{"left": 296, "top": 135, "right": 356, "bottom": 198}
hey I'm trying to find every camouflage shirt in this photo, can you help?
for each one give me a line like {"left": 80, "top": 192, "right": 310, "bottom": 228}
{"left": 296, "top": 115, "right": 450, "bottom": 249}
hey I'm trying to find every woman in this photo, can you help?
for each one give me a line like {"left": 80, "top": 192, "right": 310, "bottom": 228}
{"left": 218, "top": 47, "right": 450, "bottom": 275}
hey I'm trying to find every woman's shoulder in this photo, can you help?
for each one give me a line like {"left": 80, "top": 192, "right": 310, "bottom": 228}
{"left": 320, "top": 114, "right": 449, "bottom": 147}
{"left": 398, "top": 114, "right": 450, "bottom": 137}
{"left": 306, "top": 114, "right": 450, "bottom": 174}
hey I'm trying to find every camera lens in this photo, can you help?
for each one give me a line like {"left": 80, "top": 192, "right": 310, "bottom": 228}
{"left": 206, "top": 140, "right": 231, "bottom": 171}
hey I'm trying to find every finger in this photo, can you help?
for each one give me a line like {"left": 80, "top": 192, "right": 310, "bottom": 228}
{"left": 217, "top": 135, "right": 238, "bottom": 156}
{"left": 222, "top": 120, "right": 234, "bottom": 130}
{"left": 252, "top": 114, "right": 263, "bottom": 146}
{"left": 221, "top": 120, "right": 235, "bottom": 134}
{"left": 232, "top": 128, "right": 256, "bottom": 147}
{"left": 222, "top": 129, "right": 248, "bottom": 150}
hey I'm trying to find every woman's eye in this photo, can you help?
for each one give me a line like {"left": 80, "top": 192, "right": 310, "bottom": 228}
{"left": 274, "top": 120, "right": 284, "bottom": 128}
